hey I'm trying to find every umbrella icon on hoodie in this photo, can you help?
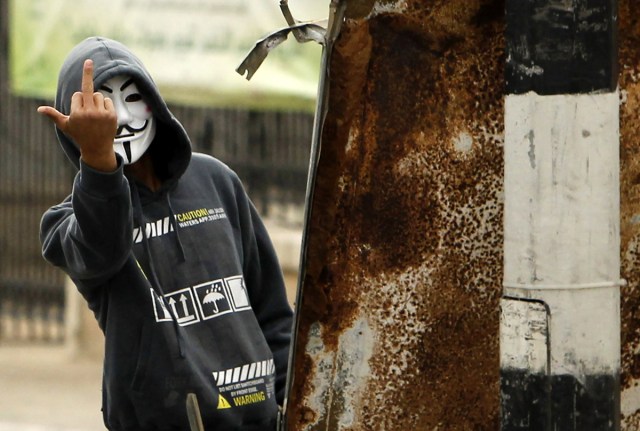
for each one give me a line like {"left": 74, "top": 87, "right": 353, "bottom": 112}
{"left": 203, "top": 288, "right": 226, "bottom": 313}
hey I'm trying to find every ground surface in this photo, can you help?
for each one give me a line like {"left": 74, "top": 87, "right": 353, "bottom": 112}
{"left": 0, "top": 345, "right": 106, "bottom": 431}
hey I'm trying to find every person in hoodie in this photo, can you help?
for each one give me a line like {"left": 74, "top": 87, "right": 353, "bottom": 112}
{"left": 37, "top": 36, "right": 294, "bottom": 431}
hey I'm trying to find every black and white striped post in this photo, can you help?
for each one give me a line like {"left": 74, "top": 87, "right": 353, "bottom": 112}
{"left": 501, "top": 1, "right": 620, "bottom": 430}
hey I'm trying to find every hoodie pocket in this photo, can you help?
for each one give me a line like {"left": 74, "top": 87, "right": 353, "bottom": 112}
{"left": 130, "top": 323, "right": 152, "bottom": 392}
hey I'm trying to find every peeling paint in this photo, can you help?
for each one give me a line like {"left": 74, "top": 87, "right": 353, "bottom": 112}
{"left": 453, "top": 131, "right": 473, "bottom": 153}
{"left": 527, "top": 129, "right": 536, "bottom": 169}
{"left": 369, "top": 0, "right": 407, "bottom": 16}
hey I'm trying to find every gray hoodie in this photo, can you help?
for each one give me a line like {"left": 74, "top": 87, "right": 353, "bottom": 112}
{"left": 40, "top": 37, "right": 292, "bottom": 430}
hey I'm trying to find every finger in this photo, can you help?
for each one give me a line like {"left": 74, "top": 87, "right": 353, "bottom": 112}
{"left": 103, "top": 96, "right": 115, "bottom": 113}
{"left": 93, "top": 91, "right": 105, "bottom": 108}
{"left": 37, "top": 106, "right": 69, "bottom": 129}
{"left": 70, "top": 91, "right": 83, "bottom": 110}
{"left": 81, "top": 59, "right": 95, "bottom": 104}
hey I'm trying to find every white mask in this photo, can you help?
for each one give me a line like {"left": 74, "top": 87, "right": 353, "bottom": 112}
{"left": 98, "top": 75, "right": 156, "bottom": 165}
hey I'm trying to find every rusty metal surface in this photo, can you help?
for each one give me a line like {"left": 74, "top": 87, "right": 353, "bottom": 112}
{"left": 619, "top": 1, "right": 640, "bottom": 429}
{"left": 286, "top": 0, "right": 505, "bottom": 429}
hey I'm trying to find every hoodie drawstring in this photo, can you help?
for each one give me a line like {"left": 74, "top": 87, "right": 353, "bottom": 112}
{"left": 131, "top": 181, "right": 186, "bottom": 358}
{"left": 166, "top": 192, "right": 186, "bottom": 262}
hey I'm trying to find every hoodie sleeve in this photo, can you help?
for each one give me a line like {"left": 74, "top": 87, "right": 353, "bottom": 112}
{"left": 232, "top": 175, "right": 294, "bottom": 405}
{"left": 40, "top": 158, "right": 133, "bottom": 286}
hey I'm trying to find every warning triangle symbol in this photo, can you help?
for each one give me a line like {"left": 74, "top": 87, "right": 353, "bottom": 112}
{"left": 217, "top": 394, "right": 232, "bottom": 410}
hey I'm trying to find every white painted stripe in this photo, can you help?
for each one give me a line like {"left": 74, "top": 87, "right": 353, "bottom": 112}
{"left": 503, "top": 92, "right": 620, "bottom": 374}
{"left": 503, "top": 280, "right": 625, "bottom": 290}
{"left": 213, "top": 360, "right": 275, "bottom": 387}
{"left": 240, "top": 364, "right": 249, "bottom": 381}
{"left": 224, "top": 369, "right": 233, "bottom": 385}
{"left": 504, "top": 92, "right": 620, "bottom": 285}
{"left": 134, "top": 218, "right": 176, "bottom": 242}
{"left": 217, "top": 371, "right": 225, "bottom": 386}
{"left": 133, "top": 227, "right": 142, "bottom": 243}
{"left": 232, "top": 367, "right": 241, "bottom": 383}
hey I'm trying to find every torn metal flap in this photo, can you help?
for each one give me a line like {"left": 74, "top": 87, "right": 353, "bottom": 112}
{"left": 279, "top": 0, "right": 329, "bottom": 44}
{"left": 236, "top": 22, "right": 326, "bottom": 81}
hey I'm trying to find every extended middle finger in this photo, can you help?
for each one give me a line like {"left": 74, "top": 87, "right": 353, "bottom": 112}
{"left": 81, "top": 59, "right": 95, "bottom": 105}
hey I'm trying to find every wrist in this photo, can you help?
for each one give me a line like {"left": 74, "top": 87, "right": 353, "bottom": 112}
{"left": 78, "top": 156, "right": 126, "bottom": 198}
{"left": 81, "top": 146, "right": 118, "bottom": 172}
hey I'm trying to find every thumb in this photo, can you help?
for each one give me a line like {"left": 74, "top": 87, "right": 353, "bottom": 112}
{"left": 37, "top": 106, "right": 69, "bottom": 130}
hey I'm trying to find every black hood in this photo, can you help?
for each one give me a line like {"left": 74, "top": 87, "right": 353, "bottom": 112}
{"left": 54, "top": 36, "right": 191, "bottom": 183}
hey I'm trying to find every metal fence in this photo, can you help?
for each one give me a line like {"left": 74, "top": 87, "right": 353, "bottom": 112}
{"left": 0, "top": 0, "right": 313, "bottom": 344}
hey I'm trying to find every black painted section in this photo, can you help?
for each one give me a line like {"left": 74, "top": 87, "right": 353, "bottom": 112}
{"left": 501, "top": 369, "right": 620, "bottom": 430}
{"left": 505, "top": 0, "right": 618, "bottom": 94}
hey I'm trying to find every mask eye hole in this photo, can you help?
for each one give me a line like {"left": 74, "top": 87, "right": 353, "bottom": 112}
{"left": 125, "top": 93, "right": 142, "bottom": 103}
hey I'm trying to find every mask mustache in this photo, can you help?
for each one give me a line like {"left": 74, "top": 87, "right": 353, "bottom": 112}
{"left": 116, "top": 120, "right": 148, "bottom": 136}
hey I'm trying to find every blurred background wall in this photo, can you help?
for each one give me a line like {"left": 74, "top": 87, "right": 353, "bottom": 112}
{"left": 0, "top": 0, "right": 317, "bottom": 349}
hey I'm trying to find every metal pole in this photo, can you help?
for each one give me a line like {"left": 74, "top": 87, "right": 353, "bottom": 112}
{"left": 501, "top": 1, "right": 620, "bottom": 430}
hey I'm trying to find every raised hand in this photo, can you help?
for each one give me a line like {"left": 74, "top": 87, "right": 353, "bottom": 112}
{"left": 38, "top": 59, "right": 118, "bottom": 172}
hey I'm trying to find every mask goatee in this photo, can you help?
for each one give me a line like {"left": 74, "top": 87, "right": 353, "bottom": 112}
{"left": 124, "top": 141, "right": 132, "bottom": 163}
